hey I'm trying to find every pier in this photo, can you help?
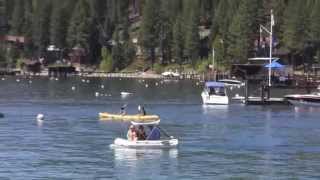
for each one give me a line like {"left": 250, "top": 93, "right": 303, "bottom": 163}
{"left": 244, "top": 79, "right": 290, "bottom": 106}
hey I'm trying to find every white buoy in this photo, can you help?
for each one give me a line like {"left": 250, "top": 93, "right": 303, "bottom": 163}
{"left": 71, "top": 86, "right": 76, "bottom": 91}
{"left": 155, "top": 82, "right": 159, "bottom": 86}
{"left": 145, "top": 84, "right": 149, "bottom": 88}
{"left": 1, "top": 78, "right": 5, "bottom": 81}
{"left": 29, "top": 80, "right": 32, "bottom": 84}
{"left": 55, "top": 78, "right": 59, "bottom": 81}
{"left": 37, "top": 114, "right": 44, "bottom": 121}
{"left": 95, "top": 92, "right": 100, "bottom": 97}
{"left": 81, "top": 79, "right": 86, "bottom": 82}
{"left": 86, "top": 80, "right": 90, "bottom": 83}
{"left": 16, "top": 79, "right": 20, "bottom": 82}
{"left": 196, "top": 82, "right": 199, "bottom": 86}
{"left": 101, "top": 85, "right": 105, "bottom": 89}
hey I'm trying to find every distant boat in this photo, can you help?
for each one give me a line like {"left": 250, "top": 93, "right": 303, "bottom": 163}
{"left": 201, "top": 81, "right": 229, "bottom": 105}
{"left": 284, "top": 86, "right": 320, "bottom": 106}
{"left": 99, "top": 112, "right": 160, "bottom": 121}
{"left": 120, "top": 92, "right": 132, "bottom": 98}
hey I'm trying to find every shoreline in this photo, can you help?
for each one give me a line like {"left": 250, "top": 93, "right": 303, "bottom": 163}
{"left": 2, "top": 71, "right": 203, "bottom": 80}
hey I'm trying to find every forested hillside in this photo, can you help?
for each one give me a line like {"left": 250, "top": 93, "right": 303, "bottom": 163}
{"left": 0, "top": 0, "right": 320, "bottom": 72}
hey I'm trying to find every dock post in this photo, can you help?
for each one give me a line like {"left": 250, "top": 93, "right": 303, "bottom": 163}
{"left": 245, "top": 80, "right": 249, "bottom": 105}
{"left": 261, "top": 82, "right": 265, "bottom": 103}
{"left": 266, "top": 85, "right": 270, "bottom": 99}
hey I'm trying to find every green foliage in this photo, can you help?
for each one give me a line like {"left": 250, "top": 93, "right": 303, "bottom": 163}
{"left": 139, "top": 0, "right": 160, "bottom": 67}
{"left": 309, "top": 1, "right": 320, "bottom": 41}
{"left": 172, "top": 15, "right": 184, "bottom": 65}
{"left": 227, "top": 0, "right": 260, "bottom": 63}
{"left": 67, "top": 0, "right": 92, "bottom": 50}
{"left": 1, "top": 0, "right": 320, "bottom": 73}
{"left": 33, "top": 0, "right": 52, "bottom": 56}
{"left": 212, "top": 35, "right": 226, "bottom": 66}
{"left": 282, "top": 0, "right": 310, "bottom": 52}
{"left": 183, "top": 0, "right": 200, "bottom": 65}
{"left": 10, "top": 0, "right": 24, "bottom": 35}
{"left": 16, "top": 58, "right": 23, "bottom": 69}
{"left": 0, "top": 48, "right": 6, "bottom": 67}
{"left": 196, "top": 59, "right": 210, "bottom": 73}
{"left": 50, "top": 0, "right": 68, "bottom": 49}
{"left": 99, "top": 47, "right": 112, "bottom": 72}
{"left": 0, "top": 0, "right": 7, "bottom": 35}
{"left": 153, "top": 63, "right": 164, "bottom": 74}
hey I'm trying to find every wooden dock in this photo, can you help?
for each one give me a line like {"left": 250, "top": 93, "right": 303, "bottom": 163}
{"left": 244, "top": 97, "right": 290, "bottom": 105}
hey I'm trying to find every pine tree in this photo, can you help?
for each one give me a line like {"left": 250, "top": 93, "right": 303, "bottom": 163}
{"left": 0, "top": 0, "right": 7, "bottom": 35}
{"left": 270, "top": 0, "right": 286, "bottom": 41}
{"left": 139, "top": 0, "right": 161, "bottom": 68}
{"left": 33, "top": 0, "right": 52, "bottom": 57}
{"left": 50, "top": 0, "right": 68, "bottom": 49}
{"left": 183, "top": 0, "right": 200, "bottom": 65}
{"left": 308, "top": 1, "right": 320, "bottom": 63}
{"left": 309, "top": 1, "right": 320, "bottom": 41}
{"left": 22, "top": 0, "right": 34, "bottom": 58}
{"left": 158, "top": 0, "right": 173, "bottom": 64}
{"left": 10, "top": 0, "right": 25, "bottom": 35}
{"left": 282, "top": 0, "right": 310, "bottom": 52}
{"left": 67, "top": 0, "right": 92, "bottom": 50}
{"left": 121, "top": 17, "right": 136, "bottom": 67}
{"left": 111, "top": 27, "right": 123, "bottom": 71}
{"left": 172, "top": 15, "right": 184, "bottom": 65}
{"left": 227, "top": 0, "right": 259, "bottom": 63}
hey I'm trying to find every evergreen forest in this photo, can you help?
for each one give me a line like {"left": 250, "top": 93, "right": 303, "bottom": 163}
{"left": 0, "top": 0, "right": 320, "bottom": 73}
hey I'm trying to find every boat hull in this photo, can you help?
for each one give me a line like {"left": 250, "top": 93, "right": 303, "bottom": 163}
{"left": 111, "top": 138, "right": 179, "bottom": 148}
{"left": 201, "top": 92, "right": 229, "bottom": 105}
{"left": 99, "top": 112, "right": 160, "bottom": 121}
{"left": 285, "top": 95, "right": 320, "bottom": 106}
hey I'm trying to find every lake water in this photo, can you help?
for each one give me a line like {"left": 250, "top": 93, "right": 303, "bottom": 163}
{"left": 0, "top": 77, "right": 320, "bottom": 179}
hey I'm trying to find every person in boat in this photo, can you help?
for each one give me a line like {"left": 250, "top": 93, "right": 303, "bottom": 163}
{"left": 146, "top": 125, "right": 161, "bottom": 140}
{"left": 138, "top": 105, "right": 146, "bottom": 115}
{"left": 127, "top": 125, "right": 138, "bottom": 141}
{"left": 137, "top": 125, "right": 146, "bottom": 140}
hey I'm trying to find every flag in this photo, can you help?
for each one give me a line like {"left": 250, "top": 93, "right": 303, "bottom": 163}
{"left": 271, "top": 10, "right": 275, "bottom": 26}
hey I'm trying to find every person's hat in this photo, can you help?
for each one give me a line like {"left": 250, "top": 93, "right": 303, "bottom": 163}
{"left": 130, "top": 125, "right": 134, "bottom": 129}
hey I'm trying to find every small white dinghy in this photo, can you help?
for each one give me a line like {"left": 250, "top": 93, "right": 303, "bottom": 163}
{"left": 110, "top": 120, "right": 178, "bottom": 148}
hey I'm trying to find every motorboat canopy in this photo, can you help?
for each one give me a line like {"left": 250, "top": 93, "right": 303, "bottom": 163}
{"left": 205, "top": 81, "right": 225, "bottom": 88}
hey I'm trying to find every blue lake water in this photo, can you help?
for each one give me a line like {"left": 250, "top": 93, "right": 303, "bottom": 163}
{"left": 0, "top": 77, "right": 320, "bottom": 179}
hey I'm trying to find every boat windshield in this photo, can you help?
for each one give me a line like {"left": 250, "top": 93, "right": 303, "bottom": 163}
{"left": 207, "top": 87, "right": 226, "bottom": 96}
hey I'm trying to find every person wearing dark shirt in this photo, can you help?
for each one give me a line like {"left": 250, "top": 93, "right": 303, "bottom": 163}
{"left": 147, "top": 126, "right": 160, "bottom": 140}
{"left": 137, "top": 125, "right": 146, "bottom": 140}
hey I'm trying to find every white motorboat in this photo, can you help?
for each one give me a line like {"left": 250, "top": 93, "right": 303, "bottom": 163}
{"left": 284, "top": 86, "right": 320, "bottom": 106}
{"left": 110, "top": 120, "right": 179, "bottom": 148}
{"left": 201, "top": 81, "right": 229, "bottom": 105}
{"left": 120, "top": 91, "right": 132, "bottom": 96}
